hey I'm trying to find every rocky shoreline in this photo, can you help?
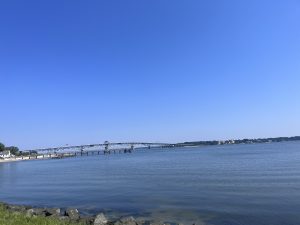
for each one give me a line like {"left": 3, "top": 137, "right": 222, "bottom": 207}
{"left": 0, "top": 201, "right": 182, "bottom": 225}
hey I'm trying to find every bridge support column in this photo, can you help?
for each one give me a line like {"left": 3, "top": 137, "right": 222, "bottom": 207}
{"left": 80, "top": 147, "right": 84, "bottom": 156}
{"left": 129, "top": 144, "right": 134, "bottom": 153}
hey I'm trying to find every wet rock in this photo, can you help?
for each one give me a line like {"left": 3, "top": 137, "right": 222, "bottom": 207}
{"left": 66, "top": 208, "right": 80, "bottom": 220}
{"left": 94, "top": 213, "right": 108, "bottom": 225}
{"left": 45, "top": 207, "right": 61, "bottom": 217}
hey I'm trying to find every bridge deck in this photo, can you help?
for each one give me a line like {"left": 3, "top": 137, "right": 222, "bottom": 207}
{"left": 24, "top": 142, "right": 174, "bottom": 153}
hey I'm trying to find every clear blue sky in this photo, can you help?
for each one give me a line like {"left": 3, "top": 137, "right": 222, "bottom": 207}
{"left": 1, "top": 0, "right": 300, "bottom": 149}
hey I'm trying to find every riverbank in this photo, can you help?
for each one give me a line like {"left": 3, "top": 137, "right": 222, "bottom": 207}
{"left": 0, "top": 153, "right": 76, "bottom": 163}
{"left": 0, "top": 201, "right": 180, "bottom": 225}
{"left": 0, "top": 204, "right": 81, "bottom": 225}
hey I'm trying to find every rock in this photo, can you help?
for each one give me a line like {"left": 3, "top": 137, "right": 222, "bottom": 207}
{"left": 59, "top": 216, "right": 71, "bottom": 222}
{"left": 26, "top": 209, "right": 35, "bottom": 217}
{"left": 26, "top": 208, "right": 46, "bottom": 217}
{"left": 7, "top": 204, "right": 27, "bottom": 213}
{"left": 148, "top": 221, "right": 170, "bottom": 225}
{"left": 45, "top": 207, "right": 61, "bottom": 217}
{"left": 66, "top": 208, "right": 80, "bottom": 220}
{"left": 79, "top": 216, "right": 95, "bottom": 225}
{"left": 94, "top": 213, "right": 108, "bottom": 225}
{"left": 33, "top": 208, "right": 47, "bottom": 217}
{"left": 115, "top": 216, "right": 137, "bottom": 225}
{"left": 135, "top": 219, "right": 147, "bottom": 225}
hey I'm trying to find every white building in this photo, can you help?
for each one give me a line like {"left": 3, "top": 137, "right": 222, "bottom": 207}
{"left": 0, "top": 150, "right": 11, "bottom": 159}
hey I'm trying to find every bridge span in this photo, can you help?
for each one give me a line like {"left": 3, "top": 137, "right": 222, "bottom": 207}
{"left": 24, "top": 142, "right": 175, "bottom": 155}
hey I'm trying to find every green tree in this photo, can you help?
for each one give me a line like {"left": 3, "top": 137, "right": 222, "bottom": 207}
{"left": 5, "top": 146, "right": 19, "bottom": 155}
{"left": 0, "top": 143, "right": 5, "bottom": 152}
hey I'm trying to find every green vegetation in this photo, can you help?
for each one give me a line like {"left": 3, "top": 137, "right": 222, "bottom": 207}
{"left": 0, "top": 142, "right": 21, "bottom": 156}
{"left": 0, "top": 205, "right": 81, "bottom": 225}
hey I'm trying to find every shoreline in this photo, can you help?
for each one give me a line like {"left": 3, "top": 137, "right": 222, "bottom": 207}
{"left": 0, "top": 201, "right": 183, "bottom": 225}
{"left": 0, "top": 153, "right": 76, "bottom": 163}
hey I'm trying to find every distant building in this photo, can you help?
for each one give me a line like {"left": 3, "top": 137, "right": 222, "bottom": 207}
{"left": 0, "top": 150, "right": 12, "bottom": 159}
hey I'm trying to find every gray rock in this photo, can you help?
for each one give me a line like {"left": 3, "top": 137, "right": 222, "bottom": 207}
{"left": 94, "top": 213, "right": 108, "bottom": 225}
{"left": 114, "top": 216, "right": 137, "bottom": 225}
{"left": 26, "top": 209, "right": 34, "bottom": 217}
{"left": 66, "top": 208, "right": 80, "bottom": 220}
{"left": 148, "top": 221, "right": 170, "bottom": 225}
{"left": 135, "top": 219, "right": 147, "bottom": 225}
{"left": 59, "top": 216, "right": 71, "bottom": 222}
{"left": 79, "top": 216, "right": 95, "bottom": 225}
{"left": 45, "top": 207, "right": 61, "bottom": 216}
{"left": 7, "top": 204, "right": 27, "bottom": 213}
{"left": 26, "top": 208, "right": 46, "bottom": 217}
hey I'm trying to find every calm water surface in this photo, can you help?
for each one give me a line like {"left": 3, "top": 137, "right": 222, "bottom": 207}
{"left": 1, "top": 142, "right": 300, "bottom": 225}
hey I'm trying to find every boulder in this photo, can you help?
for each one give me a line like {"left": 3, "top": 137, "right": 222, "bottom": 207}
{"left": 79, "top": 216, "right": 96, "bottom": 225}
{"left": 114, "top": 216, "right": 137, "bottom": 225}
{"left": 45, "top": 207, "right": 61, "bottom": 216}
{"left": 66, "top": 208, "right": 80, "bottom": 220}
{"left": 7, "top": 204, "right": 27, "bottom": 213}
{"left": 148, "top": 221, "right": 170, "bottom": 225}
{"left": 26, "top": 208, "right": 46, "bottom": 217}
{"left": 94, "top": 213, "right": 108, "bottom": 225}
{"left": 59, "top": 216, "right": 71, "bottom": 222}
{"left": 135, "top": 219, "right": 147, "bottom": 225}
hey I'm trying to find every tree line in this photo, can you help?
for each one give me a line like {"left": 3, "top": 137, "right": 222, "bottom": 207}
{"left": 0, "top": 142, "right": 22, "bottom": 156}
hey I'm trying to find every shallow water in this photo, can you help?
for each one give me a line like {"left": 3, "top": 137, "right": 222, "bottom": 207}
{"left": 1, "top": 142, "right": 300, "bottom": 225}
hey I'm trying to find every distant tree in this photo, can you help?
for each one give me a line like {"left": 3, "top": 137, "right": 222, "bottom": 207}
{"left": 0, "top": 142, "right": 5, "bottom": 152}
{"left": 5, "top": 146, "right": 19, "bottom": 155}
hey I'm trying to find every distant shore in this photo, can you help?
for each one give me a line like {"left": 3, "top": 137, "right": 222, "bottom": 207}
{"left": 178, "top": 135, "right": 300, "bottom": 147}
{"left": 1, "top": 137, "right": 300, "bottom": 164}
{"left": 0, "top": 153, "right": 75, "bottom": 164}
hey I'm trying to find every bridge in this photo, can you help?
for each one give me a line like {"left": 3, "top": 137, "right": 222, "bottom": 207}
{"left": 24, "top": 141, "right": 175, "bottom": 156}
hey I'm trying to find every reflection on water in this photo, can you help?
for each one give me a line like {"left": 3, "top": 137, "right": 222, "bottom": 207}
{"left": 1, "top": 142, "right": 300, "bottom": 225}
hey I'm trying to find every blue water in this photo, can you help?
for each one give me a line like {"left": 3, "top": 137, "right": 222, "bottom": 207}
{"left": 1, "top": 142, "right": 300, "bottom": 225}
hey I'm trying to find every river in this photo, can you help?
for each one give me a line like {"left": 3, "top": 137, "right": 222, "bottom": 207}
{"left": 1, "top": 142, "right": 300, "bottom": 225}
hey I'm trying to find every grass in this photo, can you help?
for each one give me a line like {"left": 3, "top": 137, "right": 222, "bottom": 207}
{"left": 0, "top": 205, "right": 82, "bottom": 225}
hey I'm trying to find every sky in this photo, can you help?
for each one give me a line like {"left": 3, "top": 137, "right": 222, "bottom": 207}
{"left": 0, "top": 0, "right": 300, "bottom": 150}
